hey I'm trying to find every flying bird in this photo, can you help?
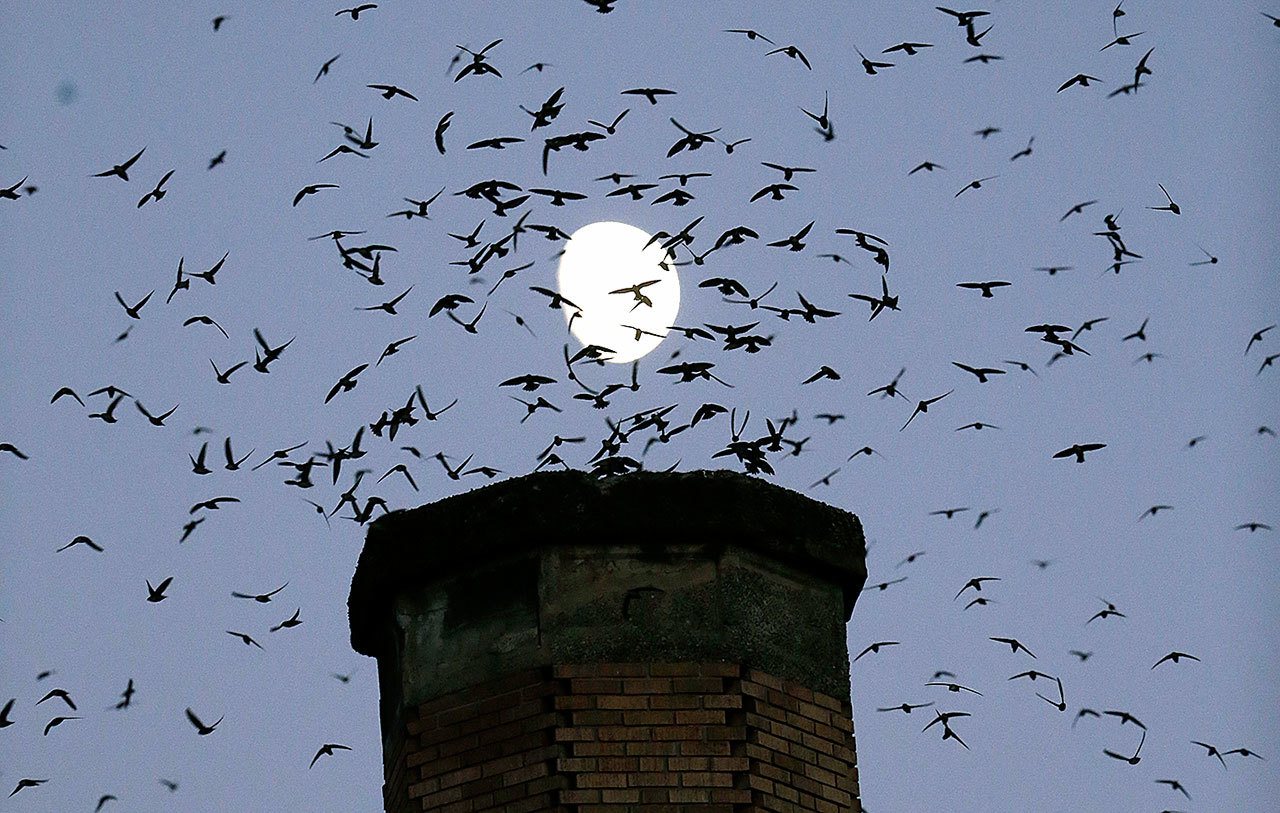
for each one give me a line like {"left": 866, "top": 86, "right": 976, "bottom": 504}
{"left": 314, "top": 53, "right": 340, "bottom": 82}
{"left": 231, "top": 583, "right": 288, "bottom": 603}
{"left": 367, "top": 83, "right": 418, "bottom": 101}
{"left": 901, "top": 390, "right": 953, "bottom": 431}
{"left": 93, "top": 147, "right": 146, "bottom": 181}
{"left": 56, "top": 535, "right": 103, "bottom": 553}
{"left": 1151, "top": 651, "right": 1201, "bottom": 669}
{"left": 185, "top": 707, "right": 222, "bottom": 735}
{"left": 309, "top": 742, "right": 353, "bottom": 768}
{"left": 146, "top": 577, "right": 173, "bottom": 602}
{"left": 336, "top": 5, "right": 377, "bottom": 21}
{"left": 1053, "top": 443, "right": 1106, "bottom": 463}
{"left": 1058, "top": 73, "right": 1101, "bottom": 92}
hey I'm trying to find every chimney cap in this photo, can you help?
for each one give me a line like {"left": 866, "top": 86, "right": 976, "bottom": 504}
{"left": 348, "top": 469, "right": 866, "bottom": 657}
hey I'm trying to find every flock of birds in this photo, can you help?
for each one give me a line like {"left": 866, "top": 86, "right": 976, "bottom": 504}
{"left": 1, "top": 2, "right": 1276, "bottom": 811}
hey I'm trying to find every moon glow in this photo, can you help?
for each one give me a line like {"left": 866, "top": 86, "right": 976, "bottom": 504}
{"left": 556, "top": 221, "right": 680, "bottom": 364}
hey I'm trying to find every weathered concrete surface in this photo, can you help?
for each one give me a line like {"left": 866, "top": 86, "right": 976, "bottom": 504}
{"left": 348, "top": 469, "right": 866, "bottom": 724}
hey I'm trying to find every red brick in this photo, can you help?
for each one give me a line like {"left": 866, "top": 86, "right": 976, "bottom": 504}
{"left": 599, "top": 724, "right": 652, "bottom": 741}
{"left": 498, "top": 698, "right": 545, "bottom": 724}
{"left": 595, "top": 663, "right": 648, "bottom": 677}
{"left": 436, "top": 703, "right": 480, "bottom": 731}
{"left": 765, "top": 688, "right": 801, "bottom": 712}
{"left": 552, "top": 663, "right": 598, "bottom": 678}
{"left": 740, "top": 680, "right": 767, "bottom": 701}
{"left": 436, "top": 732, "right": 480, "bottom": 758}
{"left": 675, "top": 709, "right": 724, "bottom": 725}
{"left": 756, "top": 761, "right": 791, "bottom": 783}
{"left": 802, "top": 731, "right": 837, "bottom": 757}
{"left": 703, "top": 693, "right": 743, "bottom": 709}
{"left": 705, "top": 724, "right": 747, "bottom": 741}
{"left": 504, "top": 791, "right": 556, "bottom": 813}
{"left": 406, "top": 714, "right": 436, "bottom": 736}
{"left": 651, "top": 724, "right": 702, "bottom": 741}
{"left": 784, "top": 710, "right": 819, "bottom": 734}
{"left": 573, "top": 710, "right": 625, "bottom": 726}
{"left": 418, "top": 784, "right": 464, "bottom": 808}
{"left": 670, "top": 788, "right": 712, "bottom": 803}
{"left": 406, "top": 778, "right": 432, "bottom": 799}
{"left": 629, "top": 772, "right": 679, "bottom": 787}
{"left": 744, "top": 668, "right": 784, "bottom": 690}
{"left": 819, "top": 785, "right": 854, "bottom": 806}
{"left": 474, "top": 690, "right": 521, "bottom": 716}
{"left": 597, "top": 694, "right": 649, "bottom": 709}
{"left": 789, "top": 742, "right": 820, "bottom": 766}
{"left": 711, "top": 756, "right": 749, "bottom": 771}
{"left": 576, "top": 772, "right": 628, "bottom": 789}
{"left": 516, "top": 711, "right": 558, "bottom": 735}
{"left": 498, "top": 732, "right": 553, "bottom": 758}
{"left": 438, "top": 764, "right": 483, "bottom": 790}
{"left": 811, "top": 720, "right": 850, "bottom": 744}
{"left": 571, "top": 677, "right": 623, "bottom": 694}
{"left": 795, "top": 699, "right": 834, "bottom": 724}
{"left": 501, "top": 761, "right": 548, "bottom": 786}
{"left": 554, "top": 726, "right": 596, "bottom": 742}
{"left": 553, "top": 693, "right": 593, "bottom": 710}
{"left": 622, "top": 677, "right": 673, "bottom": 694}
{"left": 747, "top": 774, "right": 775, "bottom": 793}
{"left": 598, "top": 756, "right": 640, "bottom": 772}
{"left": 623, "top": 710, "right": 675, "bottom": 726}
{"left": 389, "top": 663, "right": 859, "bottom": 812}
{"left": 768, "top": 716, "right": 807, "bottom": 745}
{"left": 524, "top": 774, "right": 567, "bottom": 795}
{"left": 814, "top": 750, "right": 846, "bottom": 774}
{"left": 647, "top": 663, "right": 702, "bottom": 676}
{"left": 555, "top": 756, "right": 598, "bottom": 772}
{"left": 419, "top": 753, "right": 462, "bottom": 780}
{"left": 679, "top": 740, "right": 731, "bottom": 756}
{"left": 573, "top": 741, "right": 627, "bottom": 756}
{"left": 439, "top": 798, "right": 475, "bottom": 813}
{"left": 811, "top": 692, "right": 848, "bottom": 714}
{"left": 790, "top": 771, "right": 825, "bottom": 798}
{"left": 478, "top": 753, "right": 523, "bottom": 777}
{"left": 649, "top": 693, "right": 702, "bottom": 709}
{"left": 774, "top": 751, "right": 807, "bottom": 774}
{"left": 672, "top": 676, "right": 723, "bottom": 693}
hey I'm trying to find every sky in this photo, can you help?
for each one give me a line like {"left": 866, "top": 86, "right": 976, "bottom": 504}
{"left": 1, "top": 1, "right": 1277, "bottom": 810}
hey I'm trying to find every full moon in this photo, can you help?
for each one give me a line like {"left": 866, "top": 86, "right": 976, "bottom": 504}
{"left": 556, "top": 221, "right": 680, "bottom": 364}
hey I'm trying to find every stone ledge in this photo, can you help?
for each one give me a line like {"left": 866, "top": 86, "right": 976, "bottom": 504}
{"left": 349, "top": 470, "right": 866, "bottom": 659}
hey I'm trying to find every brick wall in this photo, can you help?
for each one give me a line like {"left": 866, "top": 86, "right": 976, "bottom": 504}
{"left": 386, "top": 662, "right": 860, "bottom": 812}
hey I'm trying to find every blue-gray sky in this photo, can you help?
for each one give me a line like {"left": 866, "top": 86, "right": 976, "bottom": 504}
{"left": 1, "top": 2, "right": 1277, "bottom": 810}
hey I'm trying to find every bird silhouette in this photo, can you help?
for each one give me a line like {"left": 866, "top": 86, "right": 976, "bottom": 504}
{"left": 1053, "top": 443, "right": 1107, "bottom": 463}
{"left": 1104, "top": 730, "right": 1146, "bottom": 765}
{"left": 185, "top": 707, "right": 222, "bottom": 735}
{"left": 93, "top": 147, "right": 145, "bottom": 181}
{"left": 901, "top": 390, "right": 953, "bottom": 431}
{"left": 146, "top": 577, "right": 173, "bottom": 602}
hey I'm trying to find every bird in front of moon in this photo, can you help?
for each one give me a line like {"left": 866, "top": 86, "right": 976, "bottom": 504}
{"left": 556, "top": 221, "right": 680, "bottom": 364}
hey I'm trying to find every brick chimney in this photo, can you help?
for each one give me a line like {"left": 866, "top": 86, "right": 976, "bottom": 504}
{"left": 348, "top": 469, "right": 866, "bottom": 812}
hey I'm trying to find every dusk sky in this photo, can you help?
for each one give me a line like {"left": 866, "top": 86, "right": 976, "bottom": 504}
{"left": 2, "top": 2, "right": 1277, "bottom": 810}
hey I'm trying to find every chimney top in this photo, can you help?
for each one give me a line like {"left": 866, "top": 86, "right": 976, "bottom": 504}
{"left": 348, "top": 469, "right": 866, "bottom": 659}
